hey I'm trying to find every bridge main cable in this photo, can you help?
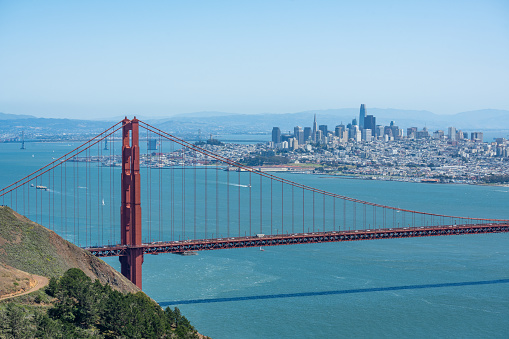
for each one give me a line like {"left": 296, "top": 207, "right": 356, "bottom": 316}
{"left": 0, "top": 122, "right": 123, "bottom": 197}
{"left": 138, "top": 120, "right": 508, "bottom": 223}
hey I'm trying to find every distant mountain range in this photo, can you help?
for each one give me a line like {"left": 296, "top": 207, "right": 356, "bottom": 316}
{"left": 1, "top": 108, "right": 508, "bottom": 138}
{"left": 151, "top": 108, "right": 509, "bottom": 135}
{"left": 0, "top": 112, "right": 36, "bottom": 120}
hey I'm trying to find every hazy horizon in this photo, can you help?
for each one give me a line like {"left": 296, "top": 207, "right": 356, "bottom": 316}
{"left": 3, "top": 107, "right": 509, "bottom": 122}
{"left": 1, "top": 1, "right": 508, "bottom": 119}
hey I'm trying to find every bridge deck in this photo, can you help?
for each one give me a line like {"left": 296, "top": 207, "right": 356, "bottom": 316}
{"left": 86, "top": 223, "right": 509, "bottom": 257}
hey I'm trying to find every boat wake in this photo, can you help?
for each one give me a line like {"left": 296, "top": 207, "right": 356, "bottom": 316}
{"left": 219, "top": 182, "right": 250, "bottom": 188}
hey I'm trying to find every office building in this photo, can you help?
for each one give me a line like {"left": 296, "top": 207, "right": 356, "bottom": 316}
{"left": 433, "top": 130, "right": 445, "bottom": 139}
{"left": 147, "top": 139, "right": 158, "bottom": 150}
{"left": 362, "top": 128, "right": 372, "bottom": 141}
{"left": 359, "top": 104, "right": 366, "bottom": 129}
{"left": 335, "top": 125, "right": 343, "bottom": 138}
{"left": 471, "top": 132, "right": 483, "bottom": 142}
{"left": 304, "top": 127, "right": 312, "bottom": 142}
{"left": 319, "top": 125, "right": 328, "bottom": 137}
{"left": 407, "top": 127, "right": 418, "bottom": 139}
{"left": 448, "top": 127, "right": 456, "bottom": 141}
{"left": 364, "top": 115, "right": 376, "bottom": 134}
{"left": 312, "top": 114, "right": 318, "bottom": 142}
{"left": 416, "top": 127, "right": 429, "bottom": 139}
{"left": 272, "top": 127, "right": 281, "bottom": 144}
{"left": 315, "top": 130, "right": 323, "bottom": 143}
{"left": 294, "top": 126, "right": 304, "bottom": 145}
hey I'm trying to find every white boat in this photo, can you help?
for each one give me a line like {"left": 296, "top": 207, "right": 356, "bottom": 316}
{"left": 259, "top": 247, "right": 264, "bottom": 251}
{"left": 177, "top": 251, "right": 198, "bottom": 256}
{"left": 102, "top": 199, "right": 105, "bottom": 206}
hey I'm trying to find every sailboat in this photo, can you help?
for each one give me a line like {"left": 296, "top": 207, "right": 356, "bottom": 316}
{"left": 102, "top": 198, "right": 105, "bottom": 206}
{"left": 259, "top": 246, "right": 264, "bottom": 251}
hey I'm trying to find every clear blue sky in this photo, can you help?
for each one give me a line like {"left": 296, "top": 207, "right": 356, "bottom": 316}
{"left": 0, "top": 0, "right": 508, "bottom": 119}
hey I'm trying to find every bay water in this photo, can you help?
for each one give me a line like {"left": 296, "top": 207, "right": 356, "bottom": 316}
{"left": 1, "top": 141, "right": 508, "bottom": 338}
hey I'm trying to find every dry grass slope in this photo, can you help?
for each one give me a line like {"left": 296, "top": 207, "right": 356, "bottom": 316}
{"left": 0, "top": 206, "right": 139, "bottom": 295}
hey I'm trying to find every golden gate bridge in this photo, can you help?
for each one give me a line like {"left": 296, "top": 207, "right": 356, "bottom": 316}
{"left": 1, "top": 118, "right": 508, "bottom": 289}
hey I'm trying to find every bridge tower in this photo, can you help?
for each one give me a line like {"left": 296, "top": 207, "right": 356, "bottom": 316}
{"left": 119, "top": 117, "right": 143, "bottom": 289}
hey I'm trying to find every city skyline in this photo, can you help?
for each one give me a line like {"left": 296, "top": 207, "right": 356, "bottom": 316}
{"left": 1, "top": 1, "right": 508, "bottom": 119}
{"left": 271, "top": 104, "right": 489, "bottom": 148}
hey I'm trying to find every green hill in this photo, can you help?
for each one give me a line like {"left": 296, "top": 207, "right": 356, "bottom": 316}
{"left": 0, "top": 206, "right": 206, "bottom": 338}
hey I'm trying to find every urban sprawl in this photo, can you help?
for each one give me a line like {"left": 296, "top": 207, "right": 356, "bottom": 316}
{"left": 75, "top": 105, "right": 509, "bottom": 185}
{"left": 194, "top": 105, "right": 508, "bottom": 185}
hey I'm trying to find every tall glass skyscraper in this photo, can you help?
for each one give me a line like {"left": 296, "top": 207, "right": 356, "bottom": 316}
{"left": 272, "top": 127, "right": 281, "bottom": 143}
{"left": 359, "top": 104, "right": 366, "bottom": 129}
{"left": 312, "top": 114, "right": 318, "bottom": 142}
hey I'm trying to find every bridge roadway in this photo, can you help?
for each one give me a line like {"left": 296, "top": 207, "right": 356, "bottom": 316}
{"left": 86, "top": 222, "right": 509, "bottom": 257}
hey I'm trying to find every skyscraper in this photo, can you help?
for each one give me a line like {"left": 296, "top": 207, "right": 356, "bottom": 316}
{"left": 359, "top": 104, "right": 366, "bottom": 129}
{"left": 312, "top": 114, "right": 318, "bottom": 142}
{"left": 335, "top": 125, "right": 343, "bottom": 137}
{"left": 272, "top": 127, "right": 281, "bottom": 144}
{"left": 471, "top": 132, "right": 483, "bottom": 142}
{"left": 448, "top": 127, "right": 456, "bottom": 141}
{"left": 319, "top": 125, "right": 328, "bottom": 137}
{"left": 304, "top": 127, "right": 312, "bottom": 142}
{"left": 294, "top": 126, "right": 304, "bottom": 145}
{"left": 364, "top": 115, "right": 376, "bottom": 134}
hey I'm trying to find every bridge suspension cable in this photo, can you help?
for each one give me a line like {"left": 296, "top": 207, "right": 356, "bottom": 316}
{"left": 138, "top": 120, "right": 507, "bottom": 223}
{"left": 1, "top": 117, "right": 507, "bottom": 253}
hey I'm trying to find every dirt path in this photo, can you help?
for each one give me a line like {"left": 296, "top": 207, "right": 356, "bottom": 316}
{"left": 0, "top": 275, "right": 49, "bottom": 301}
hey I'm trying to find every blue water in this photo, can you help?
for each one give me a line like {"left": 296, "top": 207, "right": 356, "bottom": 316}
{"left": 1, "top": 142, "right": 508, "bottom": 338}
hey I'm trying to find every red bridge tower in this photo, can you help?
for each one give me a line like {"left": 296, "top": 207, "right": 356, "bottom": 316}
{"left": 119, "top": 117, "right": 143, "bottom": 289}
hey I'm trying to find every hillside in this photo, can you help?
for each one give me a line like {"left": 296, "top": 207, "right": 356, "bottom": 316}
{"left": 0, "top": 206, "right": 139, "bottom": 296}
{"left": 0, "top": 206, "right": 206, "bottom": 338}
